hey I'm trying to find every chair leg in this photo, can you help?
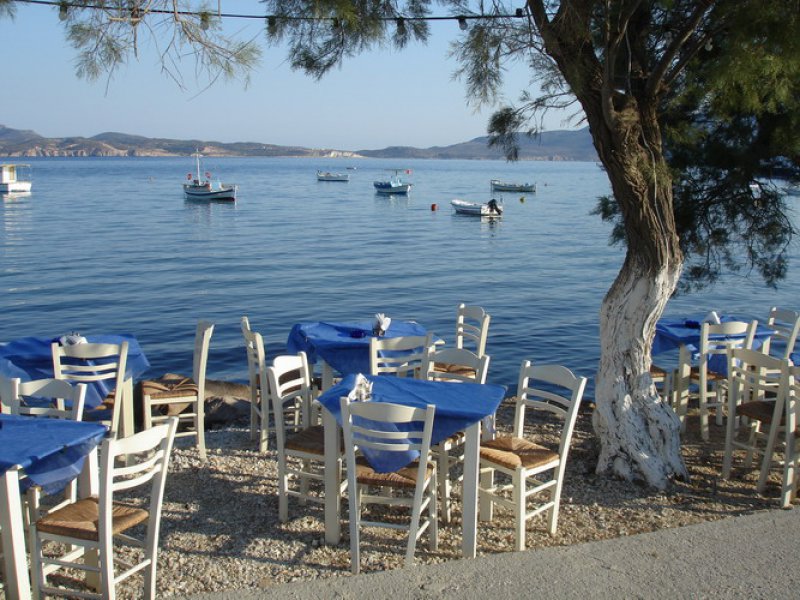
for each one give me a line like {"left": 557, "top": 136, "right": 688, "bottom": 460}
{"left": 548, "top": 474, "right": 564, "bottom": 536}
{"left": 757, "top": 420, "right": 782, "bottom": 494}
{"left": 143, "top": 394, "right": 153, "bottom": 430}
{"left": 479, "top": 467, "right": 494, "bottom": 522}
{"left": 278, "top": 456, "right": 289, "bottom": 522}
{"left": 436, "top": 445, "right": 451, "bottom": 524}
{"left": 513, "top": 469, "right": 526, "bottom": 552}
{"left": 429, "top": 468, "right": 438, "bottom": 552}
{"left": 196, "top": 394, "right": 207, "bottom": 461}
{"left": 259, "top": 393, "right": 270, "bottom": 453}
{"left": 250, "top": 390, "right": 259, "bottom": 442}
{"left": 348, "top": 483, "right": 361, "bottom": 575}
{"left": 722, "top": 396, "right": 738, "bottom": 479}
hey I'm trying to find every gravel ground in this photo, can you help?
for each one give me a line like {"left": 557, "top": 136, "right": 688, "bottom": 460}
{"left": 35, "top": 396, "right": 790, "bottom": 598}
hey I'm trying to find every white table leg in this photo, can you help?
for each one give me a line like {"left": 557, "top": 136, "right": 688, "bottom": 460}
{"left": 461, "top": 421, "right": 480, "bottom": 559}
{"left": 321, "top": 361, "right": 334, "bottom": 392}
{"left": 1, "top": 468, "right": 32, "bottom": 600}
{"left": 675, "top": 345, "right": 691, "bottom": 431}
{"left": 323, "top": 407, "right": 341, "bottom": 545}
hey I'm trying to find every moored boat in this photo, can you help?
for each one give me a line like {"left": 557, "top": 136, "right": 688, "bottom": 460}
{"left": 0, "top": 164, "right": 32, "bottom": 193}
{"left": 490, "top": 179, "right": 535, "bottom": 193}
{"left": 183, "top": 152, "right": 237, "bottom": 201}
{"left": 374, "top": 169, "right": 412, "bottom": 194}
{"left": 317, "top": 170, "right": 350, "bottom": 182}
{"left": 451, "top": 198, "right": 503, "bottom": 217}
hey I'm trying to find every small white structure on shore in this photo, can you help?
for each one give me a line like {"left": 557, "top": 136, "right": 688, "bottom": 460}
{"left": 0, "top": 164, "right": 32, "bottom": 193}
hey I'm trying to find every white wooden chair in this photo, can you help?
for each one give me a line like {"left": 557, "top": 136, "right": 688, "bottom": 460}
{"left": 721, "top": 349, "right": 792, "bottom": 499}
{"left": 0, "top": 376, "right": 86, "bottom": 422}
{"left": 779, "top": 364, "right": 800, "bottom": 507}
{"left": 685, "top": 320, "right": 757, "bottom": 441}
{"left": 267, "top": 352, "right": 343, "bottom": 522}
{"left": 340, "top": 396, "right": 437, "bottom": 574}
{"left": 479, "top": 361, "right": 586, "bottom": 551}
{"left": 29, "top": 417, "right": 178, "bottom": 600}
{"left": 142, "top": 321, "right": 214, "bottom": 460}
{"left": 52, "top": 340, "right": 129, "bottom": 438}
{"left": 369, "top": 334, "right": 432, "bottom": 379}
{"left": 455, "top": 303, "right": 491, "bottom": 357}
{"left": 0, "top": 376, "right": 88, "bottom": 524}
{"left": 421, "top": 347, "right": 491, "bottom": 523}
{"left": 762, "top": 307, "right": 800, "bottom": 360}
{"left": 241, "top": 316, "right": 270, "bottom": 452}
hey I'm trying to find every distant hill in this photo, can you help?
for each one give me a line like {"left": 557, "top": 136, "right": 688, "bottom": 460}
{"left": 0, "top": 124, "right": 596, "bottom": 161}
{"left": 357, "top": 128, "right": 596, "bottom": 161}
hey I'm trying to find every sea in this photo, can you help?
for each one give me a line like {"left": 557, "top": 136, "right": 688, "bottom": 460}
{"left": 2, "top": 156, "right": 799, "bottom": 397}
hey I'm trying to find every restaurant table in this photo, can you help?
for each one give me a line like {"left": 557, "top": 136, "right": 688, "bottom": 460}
{"left": 653, "top": 317, "right": 775, "bottom": 420}
{"left": 287, "top": 320, "right": 432, "bottom": 390}
{"left": 317, "top": 374, "right": 506, "bottom": 558}
{"left": 0, "top": 414, "right": 106, "bottom": 600}
{"left": 0, "top": 334, "right": 149, "bottom": 438}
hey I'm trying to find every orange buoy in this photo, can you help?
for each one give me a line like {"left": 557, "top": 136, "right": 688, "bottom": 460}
{"left": 431, "top": 203, "right": 438, "bottom": 211}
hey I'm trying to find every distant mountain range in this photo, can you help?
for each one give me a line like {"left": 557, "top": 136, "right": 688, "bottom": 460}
{"left": 0, "top": 125, "right": 597, "bottom": 161}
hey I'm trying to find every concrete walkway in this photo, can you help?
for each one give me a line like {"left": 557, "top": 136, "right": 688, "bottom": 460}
{"left": 178, "top": 508, "right": 799, "bottom": 599}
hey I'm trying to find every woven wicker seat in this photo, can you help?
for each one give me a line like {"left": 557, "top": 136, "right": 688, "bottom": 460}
{"left": 479, "top": 437, "right": 558, "bottom": 470}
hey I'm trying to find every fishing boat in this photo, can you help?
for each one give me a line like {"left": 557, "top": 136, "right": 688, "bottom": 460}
{"left": 317, "top": 171, "right": 350, "bottom": 182}
{"left": 490, "top": 179, "right": 536, "bottom": 193}
{"left": 183, "top": 152, "right": 237, "bottom": 201}
{"left": 374, "top": 169, "right": 412, "bottom": 194}
{"left": 0, "top": 164, "right": 32, "bottom": 193}
{"left": 451, "top": 198, "right": 503, "bottom": 217}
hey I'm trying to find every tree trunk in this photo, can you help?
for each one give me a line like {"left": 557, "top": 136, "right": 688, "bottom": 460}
{"left": 589, "top": 115, "right": 689, "bottom": 488}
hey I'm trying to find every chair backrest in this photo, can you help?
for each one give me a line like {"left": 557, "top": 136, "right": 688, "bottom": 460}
{"left": 422, "top": 347, "right": 490, "bottom": 384}
{"left": 192, "top": 321, "right": 215, "bottom": 398}
{"left": 265, "top": 352, "right": 313, "bottom": 448}
{"left": 52, "top": 341, "right": 128, "bottom": 433}
{"left": 699, "top": 320, "right": 757, "bottom": 374}
{"left": 764, "top": 307, "right": 800, "bottom": 360}
{"left": 98, "top": 417, "right": 178, "bottom": 545}
{"left": 512, "top": 361, "right": 587, "bottom": 460}
{"left": 369, "top": 334, "right": 433, "bottom": 379}
{"left": 727, "top": 348, "right": 786, "bottom": 407}
{"left": 340, "top": 396, "right": 436, "bottom": 471}
{"left": 455, "top": 304, "right": 491, "bottom": 357}
{"left": 241, "top": 316, "right": 266, "bottom": 402}
{"left": 0, "top": 376, "right": 87, "bottom": 420}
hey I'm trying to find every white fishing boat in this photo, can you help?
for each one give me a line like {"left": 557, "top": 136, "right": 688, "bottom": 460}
{"left": 183, "top": 152, "right": 237, "bottom": 201}
{"left": 0, "top": 164, "right": 32, "bottom": 193}
{"left": 374, "top": 169, "right": 412, "bottom": 194}
{"left": 490, "top": 179, "right": 536, "bottom": 193}
{"left": 451, "top": 198, "right": 503, "bottom": 217}
{"left": 317, "top": 170, "right": 350, "bottom": 182}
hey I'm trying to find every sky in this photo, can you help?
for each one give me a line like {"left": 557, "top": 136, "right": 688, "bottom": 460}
{"left": 1, "top": 1, "right": 579, "bottom": 150}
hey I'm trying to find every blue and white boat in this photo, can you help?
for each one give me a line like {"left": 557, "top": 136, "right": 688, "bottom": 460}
{"left": 374, "top": 170, "right": 412, "bottom": 194}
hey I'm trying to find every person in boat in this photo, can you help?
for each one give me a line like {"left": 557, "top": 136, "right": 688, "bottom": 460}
{"left": 487, "top": 198, "right": 502, "bottom": 215}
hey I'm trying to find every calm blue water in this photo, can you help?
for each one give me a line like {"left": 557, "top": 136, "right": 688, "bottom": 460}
{"left": 2, "top": 157, "right": 799, "bottom": 396}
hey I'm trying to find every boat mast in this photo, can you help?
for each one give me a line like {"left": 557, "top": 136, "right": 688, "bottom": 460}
{"left": 194, "top": 151, "right": 202, "bottom": 181}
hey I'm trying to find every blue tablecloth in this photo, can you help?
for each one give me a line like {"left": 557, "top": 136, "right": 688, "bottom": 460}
{"left": 654, "top": 317, "right": 775, "bottom": 374}
{"left": 0, "top": 334, "right": 150, "bottom": 409}
{"left": 318, "top": 374, "right": 506, "bottom": 472}
{"left": 287, "top": 320, "right": 430, "bottom": 375}
{"left": 0, "top": 414, "right": 107, "bottom": 494}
